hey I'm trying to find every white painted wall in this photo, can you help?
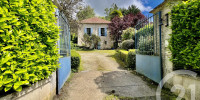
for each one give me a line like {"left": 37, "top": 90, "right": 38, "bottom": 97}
{"left": 78, "top": 23, "right": 113, "bottom": 49}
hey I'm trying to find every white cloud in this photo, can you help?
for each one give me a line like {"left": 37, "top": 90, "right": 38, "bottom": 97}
{"left": 131, "top": 0, "right": 152, "bottom": 12}
{"left": 83, "top": 0, "right": 153, "bottom": 16}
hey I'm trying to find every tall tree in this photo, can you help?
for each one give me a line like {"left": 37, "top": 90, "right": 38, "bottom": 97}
{"left": 110, "top": 10, "right": 123, "bottom": 19}
{"left": 57, "top": 0, "right": 83, "bottom": 34}
{"left": 108, "top": 13, "right": 145, "bottom": 48}
{"left": 76, "top": 5, "right": 95, "bottom": 21}
{"left": 120, "top": 5, "right": 140, "bottom": 16}
{"left": 104, "top": 3, "right": 119, "bottom": 20}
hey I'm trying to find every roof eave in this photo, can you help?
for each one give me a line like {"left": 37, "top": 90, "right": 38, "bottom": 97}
{"left": 150, "top": 0, "right": 168, "bottom": 13}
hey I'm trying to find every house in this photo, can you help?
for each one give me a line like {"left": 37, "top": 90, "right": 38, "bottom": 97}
{"left": 78, "top": 17, "right": 113, "bottom": 49}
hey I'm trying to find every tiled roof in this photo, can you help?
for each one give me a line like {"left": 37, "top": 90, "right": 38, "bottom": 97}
{"left": 80, "top": 17, "right": 111, "bottom": 24}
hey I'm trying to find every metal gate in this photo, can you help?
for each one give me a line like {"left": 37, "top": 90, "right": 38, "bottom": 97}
{"left": 135, "top": 12, "right": 162, "bottom": 83}
{"left": 56, "top": 9, "right": 71, "bottom": 94}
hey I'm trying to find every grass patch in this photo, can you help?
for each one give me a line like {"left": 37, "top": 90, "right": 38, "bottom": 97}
{"left": 104, "top": 94, "right": 134, "bottom": 100}
{"left": 78, "top": 60, "right": 84, "bottom": 72}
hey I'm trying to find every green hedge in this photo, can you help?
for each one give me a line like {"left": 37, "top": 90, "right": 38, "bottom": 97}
{"left": 136, "top": 25, "right": 154, "bottom": 55}
{"left": 0, "top": 0, "right": 59, "bottom": 92}
{"left": 170, "top": 0, "right": 200, "bottom": 72}
{"left": 127, "top": 51, "right": 136, "bottom": 69}
{"left": 121, "top": 39, "right": 135, "bottom": 50}
{"left": 117, "top": 50, "right": 136, "bottom": 69}
{"left": 71, "top": 50, "right": 81, "bottom": 72}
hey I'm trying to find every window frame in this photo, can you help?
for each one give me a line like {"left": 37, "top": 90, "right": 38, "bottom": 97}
{"left": 101, "top": 28, "right": 105, "bottom": 36}
{"left": 86, "top": 28, "right": 91, "bottom": 36}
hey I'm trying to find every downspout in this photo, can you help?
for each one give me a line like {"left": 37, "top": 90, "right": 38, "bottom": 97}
{"left": 158, "top": 11, "right": 163, "bottom": 85}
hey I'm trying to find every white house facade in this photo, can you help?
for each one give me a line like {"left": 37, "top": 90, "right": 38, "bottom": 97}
{"left": 78, "top": 17, "right": 113, "bottom": 49}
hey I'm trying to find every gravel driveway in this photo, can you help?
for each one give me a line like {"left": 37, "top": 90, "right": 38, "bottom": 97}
{"left": 54, "top": 50, "right": 157, "bottom": 100}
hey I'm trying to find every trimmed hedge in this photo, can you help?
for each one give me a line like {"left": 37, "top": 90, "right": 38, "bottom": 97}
{"left": 170, "top": 0, "right": 200, "bottom": 72}
{"left": 71, "top": 50, "right": 81, "bottom": 72}
{"left": 117, "top": 50, "right": 136, "bottom": 69}
{"left": 121, "top": 39, "right": 135, "bottom": 50}
{"left": 0, "top": 0, "right": 59, "bottom": 92}
{"left": 127, "top": 51, "right": 136, "bottom": 69}
{"left": 118, "top": 50, "right": 129, "bottom": 62}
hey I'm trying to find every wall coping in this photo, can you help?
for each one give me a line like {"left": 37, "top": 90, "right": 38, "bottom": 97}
{"left": 0, "top": 73, "right": 55, "bottom": 100}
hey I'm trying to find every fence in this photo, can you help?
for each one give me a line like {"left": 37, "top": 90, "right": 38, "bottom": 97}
{"left": 135, "top": 12, "right": 162, "bottom": 83}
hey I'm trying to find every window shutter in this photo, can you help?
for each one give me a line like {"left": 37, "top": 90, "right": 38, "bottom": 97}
{"left": 91, "top": 28, "right": 93, "bottom": 35}
{"left": 99, "top": 28, "right": 101, "bottom": 36}
{"left": 105, "top": 28, "right": 107, "bottom": 36}
{"left": 84, "top": 28, "right": 87, "bottom": 34}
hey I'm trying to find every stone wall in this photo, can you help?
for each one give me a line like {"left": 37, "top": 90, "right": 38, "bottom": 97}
{"left": 0, "top": 72, "right": 57, "bottom": 100}
{"left": 151, "top": 0, "right": 200, "bottom": 99}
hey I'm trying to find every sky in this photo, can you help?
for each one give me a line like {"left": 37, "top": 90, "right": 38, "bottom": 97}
{"left": 83, "top": 0, "right": 164, "bottom": 16}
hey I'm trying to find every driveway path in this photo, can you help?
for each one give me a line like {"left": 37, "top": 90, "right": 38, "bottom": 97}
{"left": 54, "top": 50, "right": 157, "bottom": 100}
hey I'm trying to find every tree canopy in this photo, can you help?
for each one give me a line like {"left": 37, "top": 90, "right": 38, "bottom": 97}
{"left": 77, "top": 5, "right": 95, "bottom": 21}
{"left": 59, "top": 0, "right": 83, "bottom": 34}
{"left": 108, "top": 13, "right": 145, "bottom": 47}
{"left": 120, "top": 5, "right": 141, "bottom": 16}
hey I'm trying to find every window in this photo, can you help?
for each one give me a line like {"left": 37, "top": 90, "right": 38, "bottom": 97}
{"left": 165, "top": 13, "right": 169, "bottom": 27}
{"left": 86, "top": 28, "right": 91, "bottom": 36}
{"left": 101, "top": 28, "right": 105, "bottom": 36}
{"left": 105, "top": 41, "right": 107, "bottom": 45}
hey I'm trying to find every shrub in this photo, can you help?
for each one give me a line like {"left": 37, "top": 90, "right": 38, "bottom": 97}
{"left": 82, "top": 34, "right": 91, "bottom": 47}
{"left": 116, "top": 50, "right": 136, "bottom": 69}
{"left": 121, "top": 27, "right": 135, "bottom": 41}
{"left": 71, "top": 50, "right": 81, "bottom": 72}
{"left": 127, "top": 51, "right": 136, "bottom": 69}
{"left": 121, "top": 39, "right": 135, "bottom": 50}
{"left": 0, "top": 0, "right": 59, "bottom": 92}
{"left": 135, "top": 24, "right": 154, "bottom": 55}
{"left": 118, "top": 50, "right": 129, "bottom": 61}
{"left": 91, "top": 34, "right": 101, "bottom": 49}
{"left": 170, "top": 0, "right": 200, "bottom": 72}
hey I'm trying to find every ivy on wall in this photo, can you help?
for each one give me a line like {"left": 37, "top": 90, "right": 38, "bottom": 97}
{"left": 0, "top": 0, "right": 60, "bottom": 92}
{"left": 170, "top": 0, "right": 200, "bottom": 72}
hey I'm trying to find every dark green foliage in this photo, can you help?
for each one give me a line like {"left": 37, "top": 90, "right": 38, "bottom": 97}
{"left": 110, "top": 10, "right": 123, "bottom": 19}
{"left": 91, "top": 34, "right": 101, "bottom": 49}
{"left": 82, "top": 34, "right": 101, "bottom": 49}
{"left": 118, "top": 50, "right": 129, "bottom": 62}
{"left": 0, "top": 0, "right": 59, "bottom": 92}
{"left": 121, "top": 40, "right": 135, "bottom": 50}
{"left": 71, "top": 33, "right": 78, "bottom": 44}
{"left": 120, "top": 5, "right": 140, "bottom": 16}
{"left": 127, "top": 51, "right": 136, "bottom": 69}
{"left": 170, "top": 0, "right": 200, "bottom": 72}
{"left": 76, "top": 5, "right": 95, "bottom": 21}
{"left": 71, "top": 50, "right": 81, "bottom": 72}
{"left": 136, "top": 25, "right": 154, "bottom": 55}
{"left": 121, "top": 27, "right": 135, "bottom": 41}
{"left": 116, "top": 50, "right": 136, "bottom": 69}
